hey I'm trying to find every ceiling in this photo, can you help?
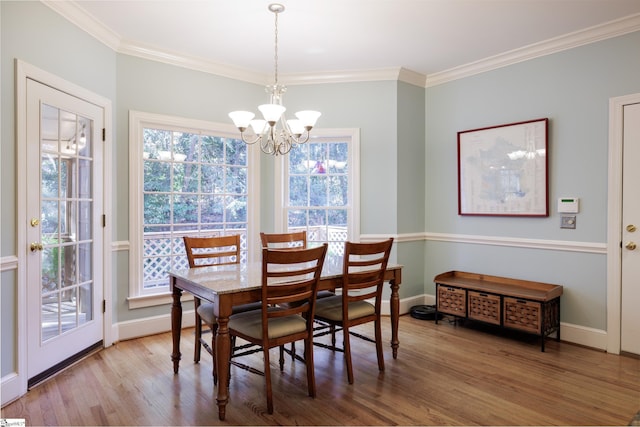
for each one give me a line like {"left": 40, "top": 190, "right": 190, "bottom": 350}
{"left": 58, "top": 0, "right": 640, "bottom": 82}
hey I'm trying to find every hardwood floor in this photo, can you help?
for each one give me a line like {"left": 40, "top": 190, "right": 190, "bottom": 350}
{"left": 3, "top": 315, "right": 639, "bottom": 425}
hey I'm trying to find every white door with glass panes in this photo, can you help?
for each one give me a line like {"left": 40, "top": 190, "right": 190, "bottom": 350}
{"left": 26, "top": 79, "right": 104, "bottom": 380}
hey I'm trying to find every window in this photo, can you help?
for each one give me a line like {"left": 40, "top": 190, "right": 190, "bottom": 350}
{"left": 279, "top": 129, "right": 360, "bottom": 257}
{"left": 129, "top": 111, "right": 259, "bottom": 304}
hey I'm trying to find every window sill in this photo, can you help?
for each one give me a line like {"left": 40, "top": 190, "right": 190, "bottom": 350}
{"left": 127, "top": 291, "right": 193, "bottom": 309}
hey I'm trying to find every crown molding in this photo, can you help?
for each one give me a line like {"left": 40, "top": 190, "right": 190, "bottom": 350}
{"left": 42, "top": 0, "right": 121, "bottom": 51}
{"left": 426, "top": 13, "right": 640, "bottom": 87}
{"left": 118, "top": 40, "right": 267, "bottom": 85}
{"left": 43, "top": 1, "right": 640, "bottom": 88}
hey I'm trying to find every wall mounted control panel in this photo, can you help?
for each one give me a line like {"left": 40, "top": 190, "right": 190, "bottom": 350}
{"left": 557, "top": 197, "right": 579, "bottom": 213}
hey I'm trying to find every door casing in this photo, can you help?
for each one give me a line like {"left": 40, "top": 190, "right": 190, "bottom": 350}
{"left": 606, "top": 92, "right": 640, "bottom": 354}
{"left": 10, "top": 59, "right": 113, "bottom": 402}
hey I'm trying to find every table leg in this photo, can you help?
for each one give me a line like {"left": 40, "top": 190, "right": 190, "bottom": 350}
{"left": 215, "top": 313, "right": 231, "bottom": 421}
{"left": 171, "top": 285, "right": 183, "bottom": 374}
{"left": 389, "top": 277, "right": 400, "bottom": 359}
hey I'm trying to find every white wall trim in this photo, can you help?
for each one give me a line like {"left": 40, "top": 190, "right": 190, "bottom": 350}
{"left": 0, "top": 256, "right": 18, "bottom": 272}
{"left": 114, "top": 292, "right": 606, "bottom": 353}
{"left": 112, "top": 233, "right": 606, "bottom": 254}
{"left": 42, "top": 1, "right": 640, "bottom": 88}
{"left": 425, "top": 13, "right": 640, "bottom": 87}
{"left": 425, "top": 232, "right": 606, "bottom": 254}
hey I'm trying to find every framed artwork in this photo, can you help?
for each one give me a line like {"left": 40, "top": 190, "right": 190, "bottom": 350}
{"left": 457, "top": 118, "right": 549, "bottom": 216}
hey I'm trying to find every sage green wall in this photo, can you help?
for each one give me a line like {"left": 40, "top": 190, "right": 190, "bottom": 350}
{"left": 1, "top": 1, "right": 116, "bottom": 377}
{"left": 425, "top": 30, "right": 640, "bottom": 329}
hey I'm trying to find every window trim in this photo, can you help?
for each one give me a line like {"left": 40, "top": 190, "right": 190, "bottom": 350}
{"left": 274, "top": 128, "right": 360, "bottom": 242}
{"left": 128, "top": 110, "right": 260, "bottom": 307}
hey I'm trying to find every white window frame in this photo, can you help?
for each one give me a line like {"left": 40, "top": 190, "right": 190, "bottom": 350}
{"left": 128, "top": 111, "right": 260, "bottom": 308}
{"left": 274, "top": 128, "right": 360, "bottom": 245}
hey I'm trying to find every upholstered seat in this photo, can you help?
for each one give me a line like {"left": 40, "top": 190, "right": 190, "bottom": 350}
{"left": 228, "top": 244, "right": 328, "bottom": 414}
{"left": 183, "top": 234, "right": 260, "bottom": 384}
{"left": 314, "top": 238, "right": 393, "bottom": 384}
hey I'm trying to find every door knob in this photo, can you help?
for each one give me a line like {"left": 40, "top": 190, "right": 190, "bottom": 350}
{"left": 627, "top": 224, "right": 637, "bottom": 233}
{"left": 625, "top": 241, "right": 637, "bottom": 251}
{"left": 30, "top": 242, "right": 43, "bottom": 252}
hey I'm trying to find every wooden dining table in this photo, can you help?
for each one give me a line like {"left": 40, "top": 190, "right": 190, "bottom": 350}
{"left": 169, "top": 256, "right": 403, "bottom": 420}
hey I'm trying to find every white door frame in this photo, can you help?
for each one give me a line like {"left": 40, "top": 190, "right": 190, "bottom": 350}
{"left": 606, "top": 92, "right": 640, "bottom": 354}
{"left": 10, "top": 59, "right": 113, "bottom": 401}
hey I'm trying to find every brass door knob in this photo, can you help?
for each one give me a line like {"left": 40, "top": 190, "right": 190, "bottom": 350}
{"left": 625, "top": 241, "right": 637, "bottom": 251}
{"left": 627, "top": 224, "right": 637, "bottom": 233}
{"left": 30, "top": 242, "right": 43, "bottom": 252}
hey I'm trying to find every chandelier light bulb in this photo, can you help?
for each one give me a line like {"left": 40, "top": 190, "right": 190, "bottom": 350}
{"left": 258, "top": 104, "right": 286, "bottom": 124}
{"left": 286, "top": 119, "right": 305, "bottom": 136}
{"left": 250, "top": 119, "right": 268, "bottom": 135}
{"left": 295, "top": 110, "right": 322, "bottom": 129}
{"left": 229, "top": 111, "right": 255, "bottom": 130}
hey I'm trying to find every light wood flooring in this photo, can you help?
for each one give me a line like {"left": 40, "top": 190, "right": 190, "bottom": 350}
{"left": 2, "top": 315, "right": 639, "bottom": 425}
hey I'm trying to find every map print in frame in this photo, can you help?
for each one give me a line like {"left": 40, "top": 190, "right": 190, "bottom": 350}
{"left": 458, "top": 118, "right": 549, "bottom": 216}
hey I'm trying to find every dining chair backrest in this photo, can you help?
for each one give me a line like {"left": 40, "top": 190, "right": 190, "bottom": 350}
{"left": 260, "top": 231, "right": 307, "bottom": 251}
{"left": 183, "top": 235, "right": 240, "bottom": 268}
{"left": 260, "top": 244, "right": 328, "bottom": 337}
{"left": 227, "top": 244, "right": 328, "bottom": 413}
{"left": 342, "top": 238, "right": 394, "bottom": 314}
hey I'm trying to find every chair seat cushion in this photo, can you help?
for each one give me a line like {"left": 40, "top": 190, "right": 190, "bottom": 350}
{"left": 197, "top": 301, "right": 262, "bottom": 325}
{"left": 315, "top": 295, "right": 375, "bottom": 322}
{"left": 317, "top": 290, "right": 335, "bottom": 299}
{"left": 229, "top": 308, "right": 307, "bottom": 340}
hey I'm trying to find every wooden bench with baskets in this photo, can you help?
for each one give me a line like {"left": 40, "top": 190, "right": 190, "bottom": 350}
{"left": 434, "top": 271, "right": 563, "bottom": 351}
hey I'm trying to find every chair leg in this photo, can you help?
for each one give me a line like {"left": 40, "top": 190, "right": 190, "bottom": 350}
{"left": 290, "top": 342, "right": 296, "bottom": 361}
{"left": 343, "top": 326, "right": 354, "bottom": 384}
{"left": 211, "top": 323, "right": 218, "bottom": 385}
{"left": 374, "top": 317, "right": 385, "bottom": 372}
{"left": 194, "top": 298, "right": 202, "bottom": 363}
{"left": 330, "top": 325, "right": 336, "bottom": 348}
{"left": 304, "top": 337, "right": 316, "bottom": 398}
{"left": 264, "top": 347, "right": 274, "bottom": 414}
{"left": 279, "top": 345, "right": 285, "bottom": 371}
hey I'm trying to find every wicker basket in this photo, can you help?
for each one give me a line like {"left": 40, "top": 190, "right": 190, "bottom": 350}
{"left": 503, "top": 297, "right": 541, "bottom": 333}
{"left": 468, "top": 291, "right": 501, "bottom": 325}
{"left": 437, "top": 285, "right": 466, "bottom": 316}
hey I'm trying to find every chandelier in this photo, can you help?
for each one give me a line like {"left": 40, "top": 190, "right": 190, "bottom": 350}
{"left": 228, "top": 3, "right": 321, "bottom": 156}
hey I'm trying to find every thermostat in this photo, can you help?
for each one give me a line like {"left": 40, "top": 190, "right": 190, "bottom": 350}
{"left": 557, "top": 197, "right": 579, "bottom": 213}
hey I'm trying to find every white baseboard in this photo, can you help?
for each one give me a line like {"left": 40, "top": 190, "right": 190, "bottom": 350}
{"left": 1, "top": 373, "right": 22, "bottom": 407}
{"left": 558, "top": 322, "right": 607, "bottom": 350}
{"left": 111, "top": 295, "right": 607, "bottom": 353}
{"left": 115, "top": 310, "right": 197, "bottom": 342}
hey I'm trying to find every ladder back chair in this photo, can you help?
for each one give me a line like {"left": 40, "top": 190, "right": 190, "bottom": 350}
{"left": 182, "top": 235, "right": 260, "bottom": 383}
{"left": 260, "top": 230, "right": 335, "bottom": 359}
{"left": 259, "top": 230, "right": 307, "bottom": 250}
{"left": 313, "top": 238, "right": 394, "bottom": 384}
{"left": 228, "top": 244, "right": 328, "bottom": 414}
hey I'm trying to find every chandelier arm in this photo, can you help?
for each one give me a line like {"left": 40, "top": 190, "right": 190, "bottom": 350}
{"left": 240, "top": 132, "right": 262, "bottom": 145}
{"left": 290, "top": 131, "right": 310, "bottom": 145}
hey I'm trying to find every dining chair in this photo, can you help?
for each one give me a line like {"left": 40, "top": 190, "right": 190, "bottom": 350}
{"left": 228, "top": 244, "right": 328, "bottom": 414}
{"left": 260, "top": 230, "right": 335, "bottom": 360}
{"left": 183, "top": 234, "right": 261, "bottom": 383}
{"left": 259, "top": 230, "right": 307, "bottom": 250}
{"left": 313, "top": 238, "right": 394, "bottom": 384}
